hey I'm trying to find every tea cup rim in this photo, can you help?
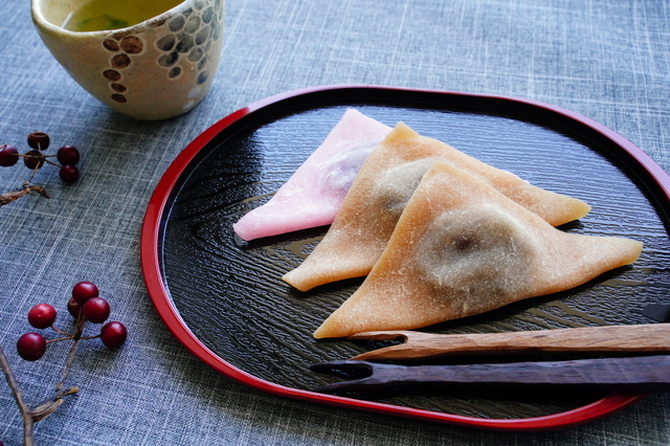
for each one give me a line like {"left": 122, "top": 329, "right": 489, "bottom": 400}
{"left": 31, "top": 0, "right": 191, "bottom": 36}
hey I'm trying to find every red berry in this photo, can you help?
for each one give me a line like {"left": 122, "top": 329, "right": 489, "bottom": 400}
{"left": 16, "top": 332, "right": 47, "bottom": 361}
{"left": 100, "top": 321, "right": 127, "bottom": 347}
{"left": 72, "top": 281, "right": 98, "bottom": 304}
{"left": 67, "top": 297, "right": 81, "bottom": 318}
{"left": 82, "top": 297, "right": 110, "bottom": 323}
{"left": 23, "top": 150, "right": 45, "bottom": 169}
{"left": 59, "top": 165, "right": 80, "bottom": 183}
{"left": 0, "top": 144, "right": 19, "bottom": 167}
{"left": 27, "top": 303, "right": 57, "bottom": 329}
{"left": 57, "top": 145, "right": 80, "bottom": 165}
{"left": 27, "top": 132, "right": 50, "bottom": 150}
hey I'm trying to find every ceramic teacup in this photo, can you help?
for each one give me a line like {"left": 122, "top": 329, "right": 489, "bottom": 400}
{"left": 31, "top": 0, "right": 225, "bottom": 120}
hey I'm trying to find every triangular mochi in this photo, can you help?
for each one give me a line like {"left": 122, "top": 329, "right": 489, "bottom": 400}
{"left": 233, "top": 109, "right": 391, "bottom": 241}
{"left": 283, "top": 122, "right": 592, "bottom": 291}
{"left": 313, "top": 160, "right": 642, "bottom": 338}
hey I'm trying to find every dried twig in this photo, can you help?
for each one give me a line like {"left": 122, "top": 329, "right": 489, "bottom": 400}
{"left": 0, "top": 183, "right": 50, "bottom": 207}
{"left": 0, "top": 335, "right": 79, "bottom": 446}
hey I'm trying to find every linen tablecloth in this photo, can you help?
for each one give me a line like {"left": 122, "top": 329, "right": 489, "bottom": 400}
{"left": 1, "top": 0, "right": 669, "bottom": 444}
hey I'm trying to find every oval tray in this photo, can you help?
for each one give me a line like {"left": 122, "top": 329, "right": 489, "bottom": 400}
{"left": 141, "top": 85, "right": 670, "bottom": 431}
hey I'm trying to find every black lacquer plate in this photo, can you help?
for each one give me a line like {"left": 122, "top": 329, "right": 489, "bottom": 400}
{"left": 141, "top": 85, "right": 670, "bottom": 430}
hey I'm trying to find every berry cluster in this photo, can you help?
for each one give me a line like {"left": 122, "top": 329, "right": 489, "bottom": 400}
{"left": 0, "top": 131, "right": 83, "bottom": 207}
{"left": 0, "top": 132, "right": 80, "bottom": 183}
{"left": 16, "top": 282, "right": 127, "bottom": 361}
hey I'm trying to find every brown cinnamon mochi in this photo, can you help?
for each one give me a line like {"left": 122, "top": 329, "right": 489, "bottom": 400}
{"left": 283, "top": 123, "right": 591, "bottom": 291}
{"left": 312, "top": 160, "right": 642, "bottom": 339}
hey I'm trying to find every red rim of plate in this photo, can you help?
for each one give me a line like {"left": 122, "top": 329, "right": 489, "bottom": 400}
{"left": 141, "top": 84, "right": 665, "bottom": 431}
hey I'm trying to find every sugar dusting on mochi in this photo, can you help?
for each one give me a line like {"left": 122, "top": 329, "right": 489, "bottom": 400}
{"left": 283, "top": 122, "right": 592, "bottom": 292}
{"left": 313, "top": 160, "right": 643, "bottom": 339}
{"left": 233, "top": 109, "right": 392, "bottom": 241}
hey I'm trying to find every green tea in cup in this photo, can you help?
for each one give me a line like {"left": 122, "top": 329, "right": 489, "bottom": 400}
{"left": 62, "top": 0, "right": 184, "bottom": 32}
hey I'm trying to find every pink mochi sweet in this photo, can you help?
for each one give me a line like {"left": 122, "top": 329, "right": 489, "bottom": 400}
{"left": 233, "top": 109, "right": 392, "bottom": 241}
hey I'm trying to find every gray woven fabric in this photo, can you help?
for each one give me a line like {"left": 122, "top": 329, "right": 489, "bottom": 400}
{"left": 1, "top": 0, "right": 669, "bottom": 444}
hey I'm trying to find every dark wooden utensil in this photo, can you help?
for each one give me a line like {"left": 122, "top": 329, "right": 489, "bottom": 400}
{"left": 347, "top": 324, "right": 670, "bottom": 362}
{"left": 641, "top": 304, "right": 670, "bottom": 322}
{"left": 311, "top": 356, "right": 670, "bottom": 394}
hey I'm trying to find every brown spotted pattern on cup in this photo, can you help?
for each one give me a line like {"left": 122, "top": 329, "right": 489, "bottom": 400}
{"left": 101, "top": 36, "right": 144, "bottom": 103}
{"left": 99, "top": 0, "right": 223, "bottom": 105}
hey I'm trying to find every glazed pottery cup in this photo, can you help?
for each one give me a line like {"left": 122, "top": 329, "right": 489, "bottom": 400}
{"left": 31, "top": 0, "right": 225, "bottom": 120}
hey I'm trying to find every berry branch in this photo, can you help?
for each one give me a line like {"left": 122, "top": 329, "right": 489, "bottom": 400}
{"left": 1, "top": 282, "right": 127, "bottom": 446}
{"left": 0, "top": 132, "right": 81, "bottom": 207}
